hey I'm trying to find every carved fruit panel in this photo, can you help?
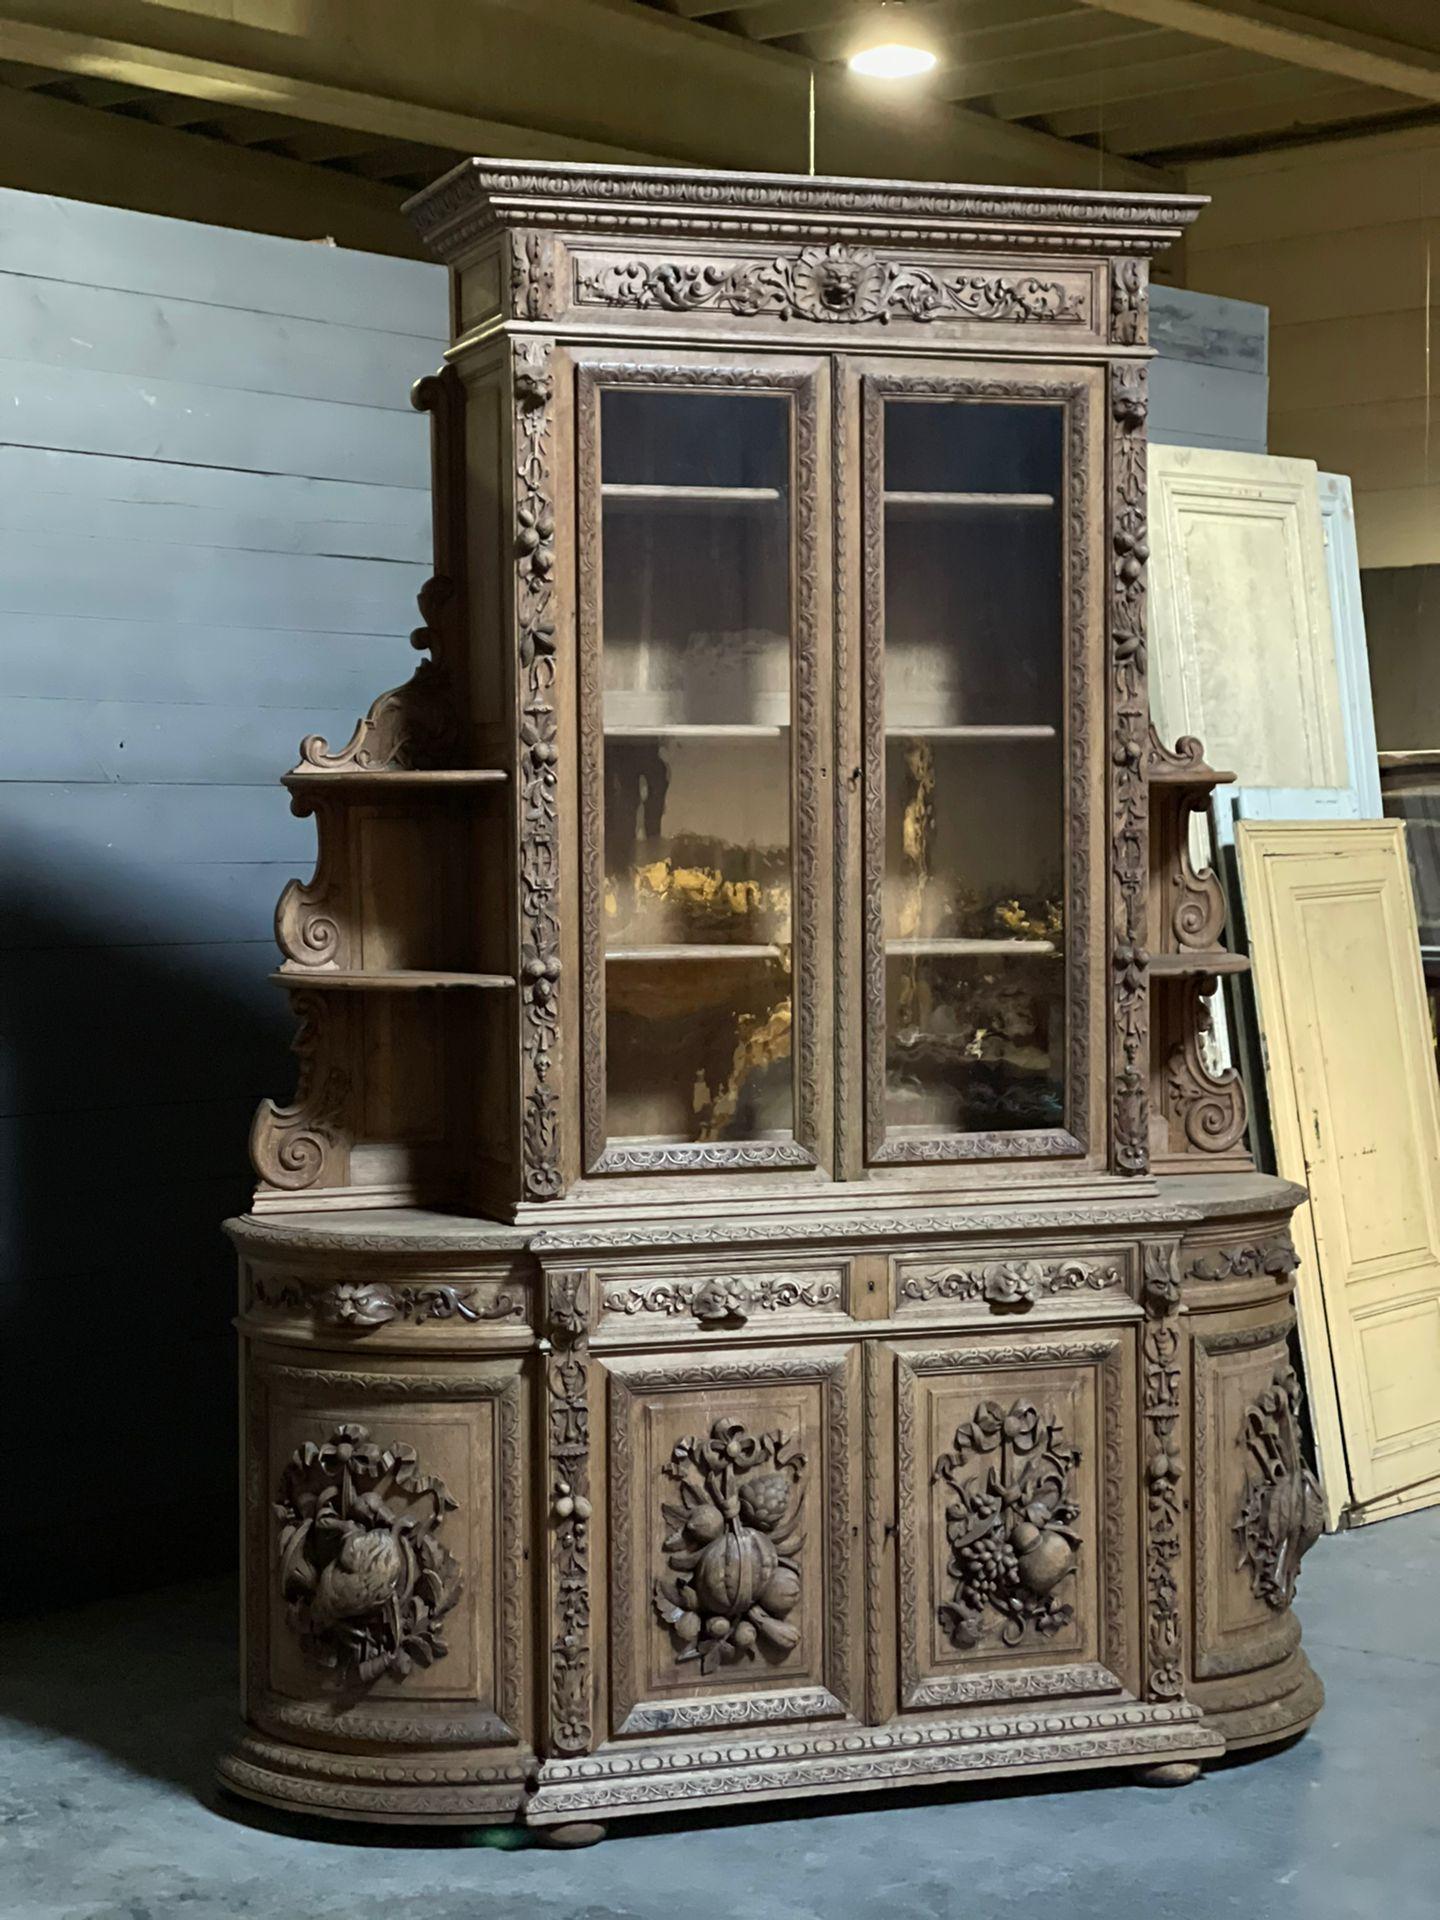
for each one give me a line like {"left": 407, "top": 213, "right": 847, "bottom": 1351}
{"left": 601, "top": 1346, "right": 861, "bottom": 1739}
{"left": 1192, "top": 1322, "right": 1314, "bottom": 1681}
{"left": 894, "top": 1336, "right": 1136, "bottom": 1710}
{"left": 258, "top": 1364, "right": 525, "bottom": 1741}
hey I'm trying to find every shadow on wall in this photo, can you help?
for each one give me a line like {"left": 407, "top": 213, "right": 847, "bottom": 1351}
{"left": 0, "top": 840, "right": 292, "bottom": 1619}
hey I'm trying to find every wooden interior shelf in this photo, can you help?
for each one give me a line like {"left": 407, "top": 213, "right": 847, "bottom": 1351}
{"left": 272, "top": 968, "right": 515, "bottom": 990}
{"left": 884, "top": 491, "right": 1056, "bottom": 509}
{"left": 605, "top": 943, "right": 786, "bottom": 962}
{"left": 1148, "top": 951, "right": 1251, "bottom": 978}
{"left": 283, "top": 769, "right": 508, "bottom": 790}
{"left": 885, "top": 936, "right": 1059, "bottom": 956}
{"left": 885, "top": 724, "right": 1057, "bottom": 741}
{"left": 601, "top": 483, "right": 782, "bottom": 505}
{"left": 604, "top": 723, "right": 789, "bottom": 739}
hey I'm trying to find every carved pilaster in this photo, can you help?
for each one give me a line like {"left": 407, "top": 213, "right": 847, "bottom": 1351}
{"left": 1111, "top": 363, "right": 1151, "bottom": 1173}
{"left": 1140, "top": 1242, "right": 1184, "bottom": 1701}
{"left": 514, "top": 340, "right": 564, "bottom": 1201}
{"left": 1110, "top": 258, "right": 1148, "bottom": 346}
{"left": 544, "top": 1271, "right": 593, "bottom": 1753}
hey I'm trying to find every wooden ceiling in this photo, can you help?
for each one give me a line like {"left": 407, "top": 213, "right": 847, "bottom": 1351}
{"left": 640, "top": 0, "right": 1440, "bottom": 161}
{"left": 1, "top": 0, "right": 1439, "bottom": 232}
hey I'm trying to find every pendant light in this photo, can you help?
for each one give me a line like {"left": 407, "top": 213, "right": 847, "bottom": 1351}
{"left": 847, "top": 3, "right": 938, "bottom": 80}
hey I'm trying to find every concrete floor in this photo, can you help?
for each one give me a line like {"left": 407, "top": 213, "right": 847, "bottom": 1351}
{"left": 2, "top": 1510, "right": 1436, "bottom": 1920}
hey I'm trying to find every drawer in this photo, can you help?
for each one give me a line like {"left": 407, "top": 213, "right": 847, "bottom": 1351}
{"left": 890, "top": 1243, "right": 1139, "bottom": 1324}
{"left": 592, "top": 1258, "right": 854, "bottom": 1345}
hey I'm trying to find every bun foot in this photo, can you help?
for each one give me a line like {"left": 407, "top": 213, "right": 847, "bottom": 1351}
{"left": 1134, "top": 1760, "right": 1202, "bottom": 1789}
{"left": 540, "top": 1821, "right": 607, "bottom": 1848}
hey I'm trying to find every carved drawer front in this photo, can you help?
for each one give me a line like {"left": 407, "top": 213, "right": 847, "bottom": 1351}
{"left": 245, "top": 1350, "right": 528, "bottom": 1751}
{"left": 1191, "top": 1314, "right": 1323, "bottom": 1682}
{"left": 599, "top": 1342, "right": 863, "bottom": 1741}
{"left": 892, "top": 1245, "right": 1138, "bottom": 1323}
{"left": 594, "top": 1261, "right": 852, "bottom": 1343}
{"left": 888, "top": 1331, "right": 1139, "bottom": 1715}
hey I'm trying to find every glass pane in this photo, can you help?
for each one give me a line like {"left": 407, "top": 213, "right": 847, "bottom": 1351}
{"left": 880, "top": 397, "right": 1067, "bottom": 1140}
{"left": 599, "top": 386, "right": 795, "bottom": 1151}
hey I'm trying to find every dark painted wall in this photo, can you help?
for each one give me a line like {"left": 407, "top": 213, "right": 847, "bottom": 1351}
{"left": 0, "top": 190, "right": 446, "bottom": 1613}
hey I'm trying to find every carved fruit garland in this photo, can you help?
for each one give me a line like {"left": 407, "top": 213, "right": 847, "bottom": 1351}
{"left": 933, "top": 1400, "right": 1081, "bottom": 1651}
{"left": 654, "top": 1419, "right": 805, "bottom": 1675}
{"left": 275, "top": 1423, "right": 462, "bottom": 1684}
{"left": 515, "top": 340, "right": 563, "bottom": 1200}
{"left": 1111, "top": 362, "right": 1151, "bottom": 1174}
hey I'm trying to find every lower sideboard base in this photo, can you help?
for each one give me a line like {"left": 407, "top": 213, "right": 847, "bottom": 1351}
{"left": 217, "top": 1699, "right": 1225, "bottom": 1830}
{"left": 1198, "top": 1648, "right": 1325, "bottom": 1753}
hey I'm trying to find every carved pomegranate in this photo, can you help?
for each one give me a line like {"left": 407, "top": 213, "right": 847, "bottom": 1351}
{"left": 760, "top": 1565, "right": 801, "bottom": 1616}
{"left": 695, "top": 1524, "right": 777, "bottom": 1619}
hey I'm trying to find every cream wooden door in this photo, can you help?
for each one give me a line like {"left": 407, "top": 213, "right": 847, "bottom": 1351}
{"left": 1238, "top": 821, "right": 1440, "bottom": 1527}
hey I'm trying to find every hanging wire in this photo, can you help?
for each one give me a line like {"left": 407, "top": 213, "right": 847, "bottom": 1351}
{"left": 809, "top": 68, "right": 817, "bottom": 176}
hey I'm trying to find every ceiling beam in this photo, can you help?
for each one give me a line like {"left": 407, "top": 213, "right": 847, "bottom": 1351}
{"left": 1070, "top": 0, "right": 1440, "bottom": 103}
{"left": 0, "top": 1, "right": 1175, "bottom": 190}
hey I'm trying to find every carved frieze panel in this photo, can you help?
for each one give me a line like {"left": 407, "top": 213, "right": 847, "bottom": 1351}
{"left": 275, "top": 1423, "right": 463, "bottom": 1683}
{"left": 573, "top": 246, "right": 1093, "bottom": 329}
{"left": 248, "top": 1274, "right": 526, "bottom": 1330}
{"left": 1187, "top": 1232, "right": 1299, "bottom": 1287}
{"left": 599, "top": 1267, "right": 846, "bottom": 1330}
{"left": 896, "top": 1255, "right": 1127, "bottom": 1318}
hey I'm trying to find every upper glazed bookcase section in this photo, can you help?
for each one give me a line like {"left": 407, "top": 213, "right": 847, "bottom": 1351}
{"left": 404, "top": 160, "right": 1206, "bottom": 347}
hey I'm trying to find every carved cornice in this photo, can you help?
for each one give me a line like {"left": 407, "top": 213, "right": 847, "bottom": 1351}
{"left": 406, "top": 161, "right": 1205, "bottom": 265}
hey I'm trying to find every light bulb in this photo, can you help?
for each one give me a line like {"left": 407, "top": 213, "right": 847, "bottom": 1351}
{"left": 848, "top": 42, "right": 937, "bottom": 80}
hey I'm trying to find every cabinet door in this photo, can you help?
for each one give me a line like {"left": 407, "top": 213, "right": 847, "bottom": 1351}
{"left": 886, "top": 1329, "right": 1139, "bottom": 1714}
{"left": 573, "top": 354, "right": 831, "bottom": 1180}
{"left": 599, "top": 1342, "right": 862, "bottom": 1740}
{"left": 847, "top": 364, "right": 1105, "bottom": 1171}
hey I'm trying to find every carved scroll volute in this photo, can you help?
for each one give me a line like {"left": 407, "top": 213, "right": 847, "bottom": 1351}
{"left": 1164, "top": 977, "right": 1248, "bottom": 1157}
{"left": 1110, "top": 362, "right": 1151, "bottom": 1174}
{"left": 274, "top": 791, "right": 348, "bottom": 969}
{"left": 1140, "top": 1242, "right": 1185, "bottom": 1701}
{"left": 250, "top": 992, "right": 351, "bottom": 1195}
{"left": 1236, "top": 1365, "right": 1325, "bottom": 1610}
{"left": 292, "top": 367, "right": 466, "bottom": 774}
{"left": 543, "top": 1270, "right": 593, "bottom": 1753}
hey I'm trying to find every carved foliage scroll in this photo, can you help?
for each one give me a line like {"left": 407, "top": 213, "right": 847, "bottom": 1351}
{"left": 515, "top": 342, "right": 563, "bottom": 1200}
{"left": 1141, "top": 1245, "right": 1184, "bottom": 1700}
{"left": 653, "top": 1418, "right": 806, "bottom": 1675}
{"left": 1236, "top": 1365, "right": 1325, "bottom": 1609}
{"left": 932, "top": 1400, "right": 1081, "bottom": 1651}
{"left": 545, "top": 1273, "right": 592, "bottom": 1751}
{"left": 577, "top": 246, "right": 1086, "bottom": 327}
{"left": 1111, "top": 363, "right": 1150, "bottom": 1173}
{"left": 249, "top": 1275, "right": 524, "bottom": 1329}
{"left": 901, "top": 1258, "right": 1123, "bottom": 1312}
{"left": 276, "top": 1423, "right": 462, "bottom": 1683}
{"left": 1189, "top": 1233, "right": 1299, "bottom": 1285}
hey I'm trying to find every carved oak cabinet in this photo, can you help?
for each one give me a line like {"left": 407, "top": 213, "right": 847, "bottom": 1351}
{"left": 219, "top": 163, "right": 1324, "bottom": 1837}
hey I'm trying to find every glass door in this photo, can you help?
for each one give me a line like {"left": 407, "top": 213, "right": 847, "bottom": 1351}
{"left": 859, "top": 369, "right": 1099, "bottom": 1166}
{"left": 576, "top": 361, "right": 827, "bottom": 1177}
